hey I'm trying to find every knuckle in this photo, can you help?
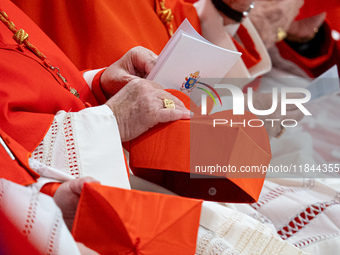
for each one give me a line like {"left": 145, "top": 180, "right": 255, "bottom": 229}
{"left": 129, "top": 79, "right": 148, "bottom": 90}
{"left": 131, "top": 46, "right": 144, "bottom": 54}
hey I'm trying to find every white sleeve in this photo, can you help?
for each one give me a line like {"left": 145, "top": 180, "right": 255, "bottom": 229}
{"left": 31, "top": 105, "right": 130, "bottom": 191}
{"left": 0, "top": 179, "right": 81, "bottom": 255}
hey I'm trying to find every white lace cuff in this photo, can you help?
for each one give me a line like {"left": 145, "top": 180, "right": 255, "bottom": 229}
{"left": 32, "top": 105, "right": 130, "bottom": 190}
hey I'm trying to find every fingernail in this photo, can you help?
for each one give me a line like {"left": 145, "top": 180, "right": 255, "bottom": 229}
{"left": 183, "top": 110, "right": 191, "bottom": 119}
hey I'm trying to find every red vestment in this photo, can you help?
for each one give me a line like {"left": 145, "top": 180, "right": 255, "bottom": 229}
{"left": 0, "top": 0, "right": 99, "bottom": 152}
{"left": 0, "top": 128, "right": 39, "bottom": 185}
{"left": 276, "top": 1, "right": 340, "bottom": 78}
{"left": 13, "top": 0, "right": 201, "bottom": 70}
{"left": 2, "top": 0, "right": 268, "bottom": 202}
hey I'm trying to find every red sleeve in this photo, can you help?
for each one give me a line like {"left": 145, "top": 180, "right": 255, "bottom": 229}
{"left": 40, "top": 182, "right": 62, "bottom": 197}
{"left": 91, "top": 69, "right": 108, "bottom": 105}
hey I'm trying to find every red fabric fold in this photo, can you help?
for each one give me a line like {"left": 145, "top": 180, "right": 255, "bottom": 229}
{"left": 130, "top": 90, "right": 271, "bottom": 203}
{"left": 233, "top": 24, "right": 262, "bottom": 69}
{"left": 72, "top": 183, "right": 202, "bottom": 255}
{"left": 0, "top": 128, "right": 39, "bottom": 186}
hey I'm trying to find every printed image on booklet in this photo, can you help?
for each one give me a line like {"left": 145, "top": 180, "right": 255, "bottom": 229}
{"left": 147, "top": 19, "right": 241, "bottom": 100}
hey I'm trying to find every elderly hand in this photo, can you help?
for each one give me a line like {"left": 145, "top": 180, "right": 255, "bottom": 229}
{"left": 53, "top": 177, "right": 100, "bottom": 230}
{"left": 287, "top": 13, "right": 326, "bottom": 42}
{"left": 249, "top": 0, "right": 304, "bottom": 49}
{"left": 105, "top": 79, "right": 191, "bottom": 142}
{"left": 100, "top": 46, "right": 157, "bottom": 99}
{"left": 248, "top": 92, "right": 305, "bottom": 138}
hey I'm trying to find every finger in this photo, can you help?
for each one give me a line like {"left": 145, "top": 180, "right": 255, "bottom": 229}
{"left": 146, "top": 80, "right": 188, "bottom": 112}
{"left": 158, "top": 89, "right": 187, "bottom": 108}
{"left": 166, "top": 95, "right": 187, "bottom": 110}
{"left": 69, "top": 177, "right": 100, "bottom": 195}
{"left": 158, "top": 93, "right": 190, "bottom": 118}
{"left": 131, "top": 46, "right": 158, "bottom": 75}
{"left": 145, "top": 57, "right": 157, "bottom": 75}
{"left": 156, "top": 108, "right": 190, "bottom": 123}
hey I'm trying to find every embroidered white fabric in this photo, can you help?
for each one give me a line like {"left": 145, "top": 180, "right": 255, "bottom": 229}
{"left": 196, "top": 226, "right": 240, "bottom": 255}
{"left": 31, "top": 105, "right": 130, "bottom": 190}
{"left": 198, "top": 201, "right": 310, "bottom": 255}
{"left": 0, "top": 179, "right": 80, "bottom": 255}
{"left": 227, "top": 179, "right": 340, "bottom": 254}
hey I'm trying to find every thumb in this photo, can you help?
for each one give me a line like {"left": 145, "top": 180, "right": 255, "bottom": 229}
{"left": 131, "top": 47, "right": 158, "bottom": 75}
{"left": 69, "top": 177, "right": 100, "bottom": 195}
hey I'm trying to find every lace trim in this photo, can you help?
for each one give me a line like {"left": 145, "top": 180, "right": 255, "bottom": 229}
{"left": 196, "top": 227, "right": 240, "bottom": 255}
{"left": 33, "top": 141, "right": 44, "bottom": 162}
{"left": 214, "top": 211, "right": 244, "bottom": 237}
{"left": 278, "top": 200, "right": 340, "bottom": 240}
{"left": 294, "top": 231, "right": 340, "bottom": 248}
{"left": 235, "top": 223, "right": 270, "bottom": 253}
{"left": 251, "top": 186, "right": 305, "bottom": 210}
{"left": 63, "top": 115, "right": 79, "bottom": 178}
{"left": 251, "top": 212, "right": 273, "bottom": 225}
{"left": 23, "top": 190, "right": 39, "bottom": 238}
{"left": 46, "top": 211, "right": 62, "bottom": 255}
{"left": 32, "top": 119, "right": 58, "bottom": 166}
{"left": 46, "top": 119, "right": 58, "bottom": 167}
{"left": 261, "top": 237, "right": 286, "bottom": 255}
{"left": 212, "top": 212, "right": 282, "bottom": 254}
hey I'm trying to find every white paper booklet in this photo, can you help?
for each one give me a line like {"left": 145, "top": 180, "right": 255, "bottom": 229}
{"left": 147, "top": 19, "right": 241, "bottom": 95}
{"left": 307, "top": 65, "right": 340, "bottom": 101}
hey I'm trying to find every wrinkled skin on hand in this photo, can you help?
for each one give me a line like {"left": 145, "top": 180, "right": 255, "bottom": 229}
{"left": 249, "top": 0, "right": 304, "bottom": 49}
{"left": 53, "top": 177, "right": 100, "bottom": 231}
{"left": 287, "top": 13, "right": 326, "bottom": 40}
{"left": 247, "top": 92, "right": 305, "bottom": 138}
{"left": 100, "top": 46, "right": 157, "bottom": 99}
{"left": 105, "top": 79, "right": 191, "bottom": 142}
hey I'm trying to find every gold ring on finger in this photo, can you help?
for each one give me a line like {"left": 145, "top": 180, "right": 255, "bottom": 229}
{"left": 163, "top": 98, "right": 175, "bottom": 109}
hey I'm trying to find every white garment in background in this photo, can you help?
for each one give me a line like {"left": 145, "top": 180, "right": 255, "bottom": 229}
{"left": 227, "top": 178, "right": 340, "bottom": 254}
{"left": 0, "top": 178, "right": 80, "bottom": 255}
{"left": 225, "top": 67, "right": 340, "bottom": 254}
{"left": 197, "top": 201, "right": 310, "bottom": 255}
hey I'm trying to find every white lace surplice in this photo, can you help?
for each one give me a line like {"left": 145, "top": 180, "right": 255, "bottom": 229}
{"left": 0, "top": 178, "right": 80, "bottom": 255}
{"left": 30, "top": 105, "right": 130, "bottom": 191}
